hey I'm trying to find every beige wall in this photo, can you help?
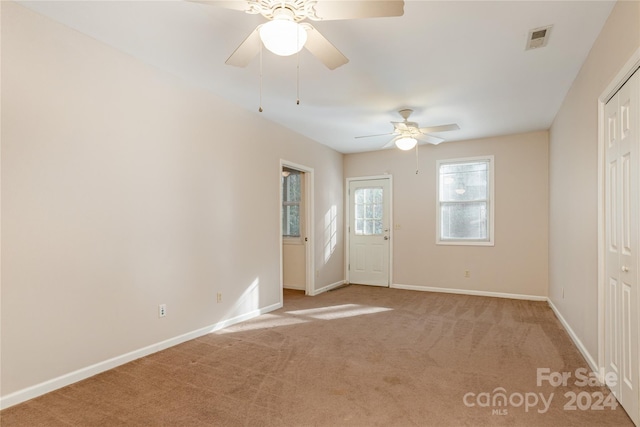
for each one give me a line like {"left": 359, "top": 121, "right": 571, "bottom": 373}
{"left": 1, "top": 2, "right": 343, "bottom": 398}
{"left": 344, "top": 131, "right": 549, "bottom": 298}
{"left": 549, "top": 1, "right": 640, "bottom": 360}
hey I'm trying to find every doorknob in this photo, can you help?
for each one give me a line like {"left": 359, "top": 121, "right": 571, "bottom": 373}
{"left": 384, "top": 236, "right": 389, "bottom": 240}
{"left": 621, "top": 266, "right": 629, "bottom": 272}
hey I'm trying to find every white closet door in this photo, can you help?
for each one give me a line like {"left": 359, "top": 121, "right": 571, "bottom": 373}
{"left": 604, "top": 69, "right": 639, "bottom": 425}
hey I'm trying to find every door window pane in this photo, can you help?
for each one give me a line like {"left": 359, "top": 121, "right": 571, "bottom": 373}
{"left": 354, "top": 187, "right": 383, "bottom": 236}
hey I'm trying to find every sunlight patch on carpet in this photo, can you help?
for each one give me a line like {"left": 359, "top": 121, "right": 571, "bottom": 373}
{"left": 286, "top": 304, "right": 393, "bottom": 320}
{"left": 217, "top": 314, "right": 309, "bottom": 333}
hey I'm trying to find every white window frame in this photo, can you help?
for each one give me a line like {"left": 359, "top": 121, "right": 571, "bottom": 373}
{"left": 436, "top": 155, "right": 494, "bottom": 246}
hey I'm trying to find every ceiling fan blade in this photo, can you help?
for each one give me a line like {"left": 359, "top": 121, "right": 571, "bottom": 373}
{"left": 312, "top": 0, "right": 404, "bottom": 20}
{"left": 304, "top": 26, "right": 349, "bottom": 70}
{"left": 416, "top": 134, "right": 445, "bottom": 145}
{"left": 225, "top": 27, "right": 261, "bottom": 67}
{"left": 382, "top": 138, "right": 398, "bottom": 149}
{"left": 419, "top": 124, "right": 460, "bottom": 134}
{"left": 392, "top": 121, "right": 409, "bottom": 131}
{"left": 355, "top": 132, "right": 395, "bottom": 139}
{"left": 187, "top": 0, "right": 250, "bottom": 11}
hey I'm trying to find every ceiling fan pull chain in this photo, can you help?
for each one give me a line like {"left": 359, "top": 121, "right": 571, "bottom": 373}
{"left": 415, "top": 144, "right": 420, "bottom": 174}
{"left": 296, "top": 32, "right": 300, "bottom": 105}
{"left": 258, "top": 42, "right": 263, "bottom": 113}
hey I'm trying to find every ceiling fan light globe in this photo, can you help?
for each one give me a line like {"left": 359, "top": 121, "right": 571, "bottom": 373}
{"left": 259, "top": 20, "right": 307, "bottom": 56}
{"left": 395, "top": 137, "right": 417, "bottom": 151}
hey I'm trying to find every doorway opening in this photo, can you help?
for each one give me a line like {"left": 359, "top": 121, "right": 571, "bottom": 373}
{"left": 280, "top": 161, "right": 314, "bottom": 299}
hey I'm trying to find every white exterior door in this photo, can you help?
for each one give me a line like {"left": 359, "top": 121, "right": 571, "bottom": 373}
{"left": 604, "top": 69, "right": 639, "bottom": 425}
{"left": 348, "top": 178, "right": 391, "bottom": 286}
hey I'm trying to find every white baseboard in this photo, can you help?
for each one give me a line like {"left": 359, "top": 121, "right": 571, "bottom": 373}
{"left": 391, "top": 283, "right": 548, "bottom": 301}
{"left": 310, "top": 280, "right": 346, "bottom": 296}
{"left": 0, "top": 301, "right": 282, "bottom": 410}
{"left": 547, "top": 298, "right": 598, "bottom": 373}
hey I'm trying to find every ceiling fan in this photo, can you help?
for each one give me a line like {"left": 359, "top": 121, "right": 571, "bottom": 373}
{"left": 356, "top": 109, "right": 460, "bottom": 150}
{"left": 191, "top": 0, "right": 405, "bottom": 70}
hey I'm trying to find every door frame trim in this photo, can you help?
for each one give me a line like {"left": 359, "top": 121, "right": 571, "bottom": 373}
{"left": 345, "top": 175, "right": 393, "bottom": 287}
{"left": 597, "top": 47, "right": 640, "bottom": 384}
{"left": 280, "top": 160, "right": 315, "bottom": 297}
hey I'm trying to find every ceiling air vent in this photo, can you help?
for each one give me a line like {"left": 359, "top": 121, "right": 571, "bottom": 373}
{"left": 526, "top": 25, "right": 553, "bottom": 50}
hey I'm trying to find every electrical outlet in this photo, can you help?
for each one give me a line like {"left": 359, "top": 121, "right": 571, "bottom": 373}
{"left": 464, "top": 270, "right": 471, "bottom": 278}
{"left": 158, "top": 304, "right": 167, "bottom": 318}
{"left": 217, "top": 293, "right": 222, "bottom": 303}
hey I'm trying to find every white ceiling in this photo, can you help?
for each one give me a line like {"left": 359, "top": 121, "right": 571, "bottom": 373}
{"left": 19, "top": 0, "right": 616, "bottom": 153}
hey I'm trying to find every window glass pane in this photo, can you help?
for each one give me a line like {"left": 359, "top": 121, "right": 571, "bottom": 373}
{"left": 283, "top": 205, "right": 300, "bottom": 237}
{"left": 365, "top": 220, "right": 374, "bottom": 235}
{"left": 284, "top": 172, "right": 301, "bottom": 202}
{"left": 374, "top": 203, "right": 382, "bottom": 219}
{"left": 440, "top": 161, "right": 488, "bottom": 202}
{"left": 374, "top": 220, "right": 383, "bottom": 235}
{"left": 440, "top": 202, "right": 487, "bottom": 240}
{"left": 282, "top": 169, "right": 302, "bottom": 238}
{"left": 355, "top": 203, "right": 364, "bottom": 220}
{"left": 365, "top": 188, "right": 374, "bottom": 204}
{"left": 365, "top": 204, "right": 373, "bottom": 219}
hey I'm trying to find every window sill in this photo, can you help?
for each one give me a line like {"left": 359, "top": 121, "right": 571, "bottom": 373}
{"left": 437, "top": 240, "right": 494, "bottom": 247}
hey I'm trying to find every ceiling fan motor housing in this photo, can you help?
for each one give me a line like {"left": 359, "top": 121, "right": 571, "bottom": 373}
{"left": 249, "top": 0, "right": 318, "bottom": 21}
{"left": 398, "top": 108, "right": 413, "bottom": 120}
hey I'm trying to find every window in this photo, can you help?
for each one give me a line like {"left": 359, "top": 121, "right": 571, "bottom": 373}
{"left": 282, "top": 168, "right": 302, "bottom": 238}
{"left": 437, "top": 156, "right": 494, "bottom": 245}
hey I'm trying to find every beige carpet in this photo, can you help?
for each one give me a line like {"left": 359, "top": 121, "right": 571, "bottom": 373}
{"left": 0, "top": 285, "right": 634, "bottom": 426}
